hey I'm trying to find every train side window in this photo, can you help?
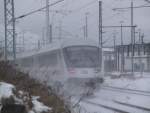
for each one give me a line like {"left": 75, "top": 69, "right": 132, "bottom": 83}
{"left": 39, "top": 51, "right": 58, "bottom": 67}
{"left": 22, "top": 57, "right": 33, "bottom": 67}
{"left": 48, "top": 52, "right": 58, "bottom": 66}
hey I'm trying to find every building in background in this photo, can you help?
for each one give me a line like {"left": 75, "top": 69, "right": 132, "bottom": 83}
{"left": 115, "top": 43, "right": 150, "bottom": 72}
{"left": 103, "top": 48, "right": 115, "bottom": 72}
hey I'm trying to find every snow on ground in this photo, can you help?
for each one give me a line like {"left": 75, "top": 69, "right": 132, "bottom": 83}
{"left": 115, "top": 95, "right": 150, "bottom": 110}
{"left": 101, "top": 73, "right": 150, "bottom": 111}
{"left": 88, "top": 89, "right": 150, "bottom": 112}
{"left": 31, "top": 96, "right": 52, "bottom": 113}
{"left": 70, "top": 97, "right": 115, "bottom": 113}
{"left": 71, "top": 73, "right": 150, "bottom": 113}
{"left": 0, "top": 82, "right": 52, "bottom": 113}
{"left": 0, "top": 82, "right": 15, "bottom": 100}
{"left": 84, "top": 97, "right": 149, "bottom": 113}
{"left": 79, "top": 101, "right": 114, "bottom": 113}
{"left": 104, "top": 73, "right": 150, "bottom": 91}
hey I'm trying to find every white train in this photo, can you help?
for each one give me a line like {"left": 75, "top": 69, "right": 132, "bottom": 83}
{"left": 16, "top": 38, "right": 103, "bottom": 94}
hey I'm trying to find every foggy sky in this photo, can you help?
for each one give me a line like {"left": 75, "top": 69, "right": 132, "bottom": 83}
{"left": 0, "top": 0, "right": 150, "bottom": 47}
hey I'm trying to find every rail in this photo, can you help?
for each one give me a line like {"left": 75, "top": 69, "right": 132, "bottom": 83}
{"left": 101, "top": 85, "right": 150, "bottom": 97}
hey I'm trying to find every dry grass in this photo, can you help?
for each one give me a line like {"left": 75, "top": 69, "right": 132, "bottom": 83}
{"left": 0, "top": 61, "right": 70, "bottom": 113}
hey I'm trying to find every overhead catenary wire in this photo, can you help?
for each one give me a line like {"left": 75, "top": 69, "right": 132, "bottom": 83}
{"left": 68, "top": 0, "right": 97, "bottom": 14}
{"left": 113, "top": 4, "right": 150, "bottom": 10}
{"left": 55, "top": 26, "right": 81, "bottom": 38}
{"left": 15, "top": 0, "right": 64, "bottom": 20}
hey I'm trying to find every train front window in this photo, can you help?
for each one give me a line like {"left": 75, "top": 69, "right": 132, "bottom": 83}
{"left": 63, "top": 46, "right": 100, "bottom": 68}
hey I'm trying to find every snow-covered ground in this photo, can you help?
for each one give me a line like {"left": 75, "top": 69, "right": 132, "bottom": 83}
{"left": 104, "top": 73, "right": 150, "bottom": 91}
{"left": 1, "top": 72, "right": 150, "bottom": 113}
{"left": 0, "top": 82, "right": 15, "bottom": 100}
{"left": 0, "top": 82, "right": 51, "bottom": 113}
{"left": 31, "top": 96, "right": 51, "bottom": 113}
{"left": 71, "top": 73, "right": 150, "bottom": 113}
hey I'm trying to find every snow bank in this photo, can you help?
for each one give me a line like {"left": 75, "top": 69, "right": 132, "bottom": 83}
{"left": 104, "top": 76, "right": 150, "bottom": 91}
{"left": 0, "top": 82, "right": 52, "bottom": 113}
{"left": 0, "top": 82, "right": 15, "bottom": 100}
{"left": 32, "top": 96, "right": 52, "bottom": 113}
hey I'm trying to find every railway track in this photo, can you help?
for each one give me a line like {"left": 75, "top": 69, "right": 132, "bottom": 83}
{"left": 72, "top": 85, "right": 150, "bottom": 113}
{"left": 84, "top": 99, "right": 150, "bottom": 113}
{"left": 79, "top": 85, "right": 150, "bottom": 113}
{"left": 84, "top": 100, "right": 129, "bottom": 113}
{"left": 101, "top": 85, "right": 150, "bottom": 97}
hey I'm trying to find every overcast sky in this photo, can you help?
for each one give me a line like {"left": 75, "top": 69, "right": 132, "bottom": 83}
{"left": 0, "top": 0, "right": 150, "bottom": 47}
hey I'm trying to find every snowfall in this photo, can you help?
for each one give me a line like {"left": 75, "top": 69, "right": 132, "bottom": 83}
{"left": 1, "top": 72, "right": 150, "bottom": 113}
{"left": 0, "top": 82, "right": 51, "bottom": 113}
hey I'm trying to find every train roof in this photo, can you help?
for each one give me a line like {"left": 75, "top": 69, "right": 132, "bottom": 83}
{"left": 62, "top": 38, "right": 99, "bottom": 47}
{"left": 16, "top": 41, "right": 61, "bottom": 59}
{"left": 16, "top": 38, "right": 100, "bottom": 59}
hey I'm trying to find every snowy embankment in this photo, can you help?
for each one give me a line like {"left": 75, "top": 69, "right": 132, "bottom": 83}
{"left": 104, "top": 73, "right": 150, "bottom": 91}
{"left": 0, "top": 82, "right": 51, "bottom": 113}
{"left": 0, "top": 61, "right": 70, "bottom": 113}
{"left": 0, "top": 82, "right": 14, "bottom": 99}
{"left": 71, "top": 73, "right": 150, "bottom": 113}
{"left": 101, "top": 74, "right": 150, "bottom": 112}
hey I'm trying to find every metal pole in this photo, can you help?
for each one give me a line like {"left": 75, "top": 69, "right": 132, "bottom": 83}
{"left": 99, "top": 1, "right": 102, "bottom": 47}
{"left": 46, "top": 0, "right": 50, "bottom": 43}
{"left": 4, "top": 0, "right": 7, "bottom": 60}
{"left": 138, "top": 29, "right": 141, "bottom": 43}
{"left": 42, "top": 27, "right": 45, "bottom": 46}
{"left": 99, "top": 1, "right": 103, "bottom": 73}
{"left": 22, "top": 31, "right": 25, "bottom": 51}
{"left": 121, "top": 23, "right": 124, "bottom": 73}
{"left": 138, "top": 29, "right": 143, "bottom": 76}
{"left": 59, "top": 21, "right": 62, "bottom": 40}
{"left": 4, "top": 0, "right": 16, "bottom": 61}
{"left": 50, "top": 24, "right": 52, "bottom": 42}
{"left": 131, "top": 1, "right": 134, "bottom": 75}
{"left": 121, "top": 24, "right": 123, "bottom": 45}
{"left": 113, "top": 33, "right": 117, "bottom": 71}
{"left": 83, "top": 26, "right": 86, "bottom": 39}
{"left": 85, "top": 12, "right": 88, "bottom": 39}
{"left": 141, "top": 33, "right": 144, "bottom": 44}
{"left": 12, "top": 0, "right": 16, "bottom": 61}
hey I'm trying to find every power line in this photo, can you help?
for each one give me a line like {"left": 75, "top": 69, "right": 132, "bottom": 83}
{"left": 102, "top": 25, "right": 137, "bottom": 28}
{"left": 113, "top": 4, "right": 150, "bottom": 10}
{"left": 15, "top": 0, "right": 64, "bottom": 20}
{"left": 70, "top": 0, "right": 97, "bottom": 14}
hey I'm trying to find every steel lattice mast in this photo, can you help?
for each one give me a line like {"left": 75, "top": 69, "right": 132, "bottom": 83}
{"left": 4, "top": 0, "right": 16, "bottom": 61}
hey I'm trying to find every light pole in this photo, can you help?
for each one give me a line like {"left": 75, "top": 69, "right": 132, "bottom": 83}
{"left": 99, "top": 1, "right": 103, "bottom": 73}
{"left": 120, "top": 21, "right": 124, "bottom": 73}
{"left": 85, "top": 12, "right": 89, "bottom": 39}
{"left": 131, "top": 1, "right": 134, "bottom": 75}
{"left": 46, "top": 0, "right": 51, "bottom": 44}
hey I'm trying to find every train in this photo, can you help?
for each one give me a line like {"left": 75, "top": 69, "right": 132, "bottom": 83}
{"left": 15, "top": 38, "right": 103, "bottom": 95}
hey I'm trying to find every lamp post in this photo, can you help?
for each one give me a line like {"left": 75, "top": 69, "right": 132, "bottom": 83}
{"left": 120, "top": 21, "right": 124, "bottom": 73}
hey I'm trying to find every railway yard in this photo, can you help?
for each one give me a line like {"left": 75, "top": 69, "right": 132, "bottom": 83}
{"left": 71, "top": 74, "right": 150, "bottom": 113}
{"left": 0, "top": 0, "right": 150, "bottom": 113}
